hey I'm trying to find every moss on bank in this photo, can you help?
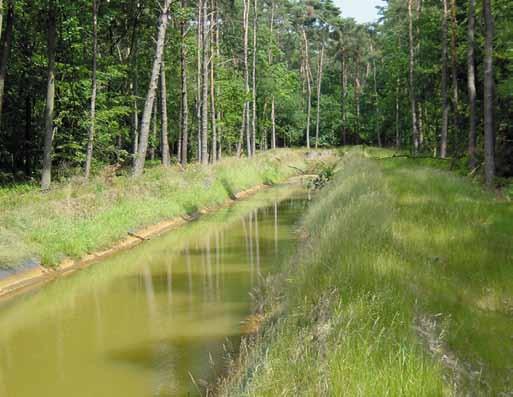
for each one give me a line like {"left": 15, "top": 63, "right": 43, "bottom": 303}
{"left": 0, "top": 150, "right": 311, "bottom": 269}
{"left": 219, "top": 149, "right": 513, "bottom": 396}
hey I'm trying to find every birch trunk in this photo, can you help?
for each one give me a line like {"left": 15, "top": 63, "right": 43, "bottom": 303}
{"left": 315, "top": 44, "right": 324, "bottom": 149}
{"left": 407, "top": 0, "right": 419, "bottom": 154}
{"left": 161, "top": 61, "right": 170, "bottom": 166}
{"left": 133, "top": 0, "right": 171, "bottom": 177}
{"left": 85, "top": 0, "right": 99, "bottom": 179}
{"left": 251, "top": 0, "right": 257, "bottom": 155}
{"left": 0, "top": 0, "right": 13, "bottom": 130}
{"left": 301, "top": 28, "right": 312, "bottom": 149}
{"left": 200, "top": 0, "right": 209, "bottom": 164}
{"left": 180, "top": 0, "right": 189, "bottom": 165}
{"left": 41, "top": 0, "right": 57, "bottom": 190}
{"left": 483, "top": 0, "right": 495, "bottom": 187}
{"left": 467, "top": 0, "right": 477, "bottom": 168}
{"left": 210, "top": 0, "right": 217, "bottom": 163}
{"left": 440, "top": 0, "right": 449, "bottom": 158}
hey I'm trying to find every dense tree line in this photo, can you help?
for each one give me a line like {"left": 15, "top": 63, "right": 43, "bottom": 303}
{"left": 0, "top": 0, "right": 510, "bottom": 188}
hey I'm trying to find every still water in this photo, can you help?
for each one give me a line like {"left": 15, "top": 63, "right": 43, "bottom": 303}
{"left": 0, "top": 184, "right": 307, "bottom": 397}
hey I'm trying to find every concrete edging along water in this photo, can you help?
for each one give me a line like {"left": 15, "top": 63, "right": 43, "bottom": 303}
{"left": 0, "top": 183, "right": 271, "bottom": 300}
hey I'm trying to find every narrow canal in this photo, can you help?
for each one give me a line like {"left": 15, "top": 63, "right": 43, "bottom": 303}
{"left": 0, "top": 184, "right": 308, "bottom": 397}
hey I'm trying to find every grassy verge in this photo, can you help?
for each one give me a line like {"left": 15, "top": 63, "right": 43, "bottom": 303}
{"left": 0, "top": 149, "right": 318, "bottom": 269}
{"left": 219, "top": 149, "right": 513, "bottom": 396}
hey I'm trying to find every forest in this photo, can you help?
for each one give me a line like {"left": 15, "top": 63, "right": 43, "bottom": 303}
{"left": 0, "top": 0, "right": 510, "bottom": 188}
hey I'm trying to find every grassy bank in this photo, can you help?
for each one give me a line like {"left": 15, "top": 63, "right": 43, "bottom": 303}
{"left": 0, "top": 149, "right": 316, "bottom": 270}
{"left": 220, "top": 149, "right": 513, "bottom": 396}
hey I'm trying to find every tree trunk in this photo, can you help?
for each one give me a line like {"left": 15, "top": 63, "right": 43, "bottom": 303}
{"left": 315, "top": 43, "right": 324, "bottom": 149}
{"left": 0, "top": 0, "right": 3, "bottom": 43}
{"left": 161, "top": 61, "right": 170, "bottom": 166}
{"left": 242, "top": 0, "right": 250, "bottom": 157}
{"left": 271, "top": 96, "right": 276, "bottom": 149}
{"left": 180, "top": 0, "right": 189, "bottom": 165}
{"left": 41, "top": 0, "right": 57, "bottom": 190}
{"left": 215, "top": 0, "right": 222, "bottom": 161}
{"left": 372, "top": 43, "right": 381, "bottom": 147}
{"left": 395, "top": 77, "right": 400, "bottom": 148}
{"left": 133, "top": 0, "right": 171, "bottom": 177}
{"left": 85, "top": 0, "right": 99, "bottom": 179}
{"left": 210, "top": 0, "right": 217, "bottom": 163}
{"left": 200, "top": 0, "right": 209, "bottom": 164}
{"left": 467, "top": 0, "right": 477, "bottom": 168}
{"left": 250, "top": 0, "right": 257, "bottom": 155}
{"left": 408, "top": 0, "right": 419, "bottom": 154}
{"left": 268, "top": 1, "right": 276, "bottom": 150}
{"left": 150, "top": 99, "right": 157, "bottom": 161}
{"left": 196, "top": 0, "right": 203, "bottom": 162}
{"left": 301, "top": 27, "right": 312, "bottom": 149}
{"left": 440, "top": 0, "right": 449, "bottom": 158}
{"left": 0, "top": 0, "right": 13, "bottom": 131}
{"left": 483, "top": 0, "right": 495, "bottom": 187}
{"left": 340, "top": 50, "right": 346, "bottom": 145}
{"left": 450, "top": 0, "right": 459, "bottom": 111}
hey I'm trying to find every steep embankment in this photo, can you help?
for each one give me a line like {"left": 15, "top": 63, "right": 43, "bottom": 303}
{"left": 0, "top": 150, "right": 314, "bottom": 276}
{"left": 220, "top": 149, "right": 513, "bottom": 396}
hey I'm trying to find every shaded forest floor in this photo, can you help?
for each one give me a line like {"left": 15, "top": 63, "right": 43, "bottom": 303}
{"left": 0, "top": 149, "right": 331, "bottom": 272}
{"left": 219, "top": 148, "right": 513, "bottom": 396}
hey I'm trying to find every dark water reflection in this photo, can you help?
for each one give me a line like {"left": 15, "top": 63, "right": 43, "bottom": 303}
{"left": 0, "top": 185, "right": 307, "bottom": 397}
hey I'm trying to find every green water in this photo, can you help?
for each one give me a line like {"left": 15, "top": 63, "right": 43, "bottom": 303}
{"left": 0, "top": 185, "right": 307, "bottom": 397}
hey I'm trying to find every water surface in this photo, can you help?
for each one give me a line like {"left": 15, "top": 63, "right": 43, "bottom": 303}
{"left": 0, "top": 184, "right": 307, "bottom": 397}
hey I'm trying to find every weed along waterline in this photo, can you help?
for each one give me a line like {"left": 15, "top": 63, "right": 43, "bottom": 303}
{"left": 0, "top": 184, "right": 309, "bottom": 397}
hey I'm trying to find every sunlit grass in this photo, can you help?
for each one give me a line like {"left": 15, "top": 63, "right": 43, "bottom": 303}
{"left": 220, "top": 149, "right": 513, "bottom": 396}
{"left": 0, "top": 149, "right": 315, "bottom": 268}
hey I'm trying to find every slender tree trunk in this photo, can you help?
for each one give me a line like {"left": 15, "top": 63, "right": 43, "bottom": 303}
{"left": 340, "top": 50, "right": 346, "bottom": 145}
{"left": 0, "top": 0, "right": 13, "bottom": 130}
{"left": 483, "top": 0, "right": 495, "bottom": 187}
{"left": 271, "top": 96, "right": 276, "bottom": 149}
{"left": 450, "top": 0, "right": 459, "bottom": 110}
{"left": 200, "top": 0, "right": 209, "bottom": 164}
{"left": 242, "top": 0, "right": 250, "bottom": 157}
{"left": 215, "top": 0, "right": 222, "bottom": 160}
{"left": 250, "top": 0, "right": 257, "bottom": 155}
{"left": 160, "top": 61, "right": 170, "bottom": 166}
{"left": 301, "top": 28, "right": 312, "bottom": 149}
{"left": 467, "top": 0, "right": 477, "bottom": 168}
{"left": 180, "top": 0, "right": 189, "bottom": 165}
{"left": 133, "top": 0, "right": 171, "bottom": 177}
{"left": 41, "top": 0, "right": 57, "bottom": 190}
{"left": 85, "top": 0, "right": 99, "bottom": 179}
{"left": 129, "top": 0, "right": 141, "bottom": 160}
{"left": 440, "top": 0, "right": 449, "bottom": 158}
{"left": 132, "top": 82, "right": 139, "bottom": 156}
{"left": 196, "top": 0, "right": 203, "bottom": 162}
{"left": 0, "top": 0, "right": 3, "bottom": 44}
{"left": 315, "top": 43, "right": 324, "bottom": 149}
{"left": 372, "top": 43, "right": 381, "bottom": 147}
{"left": 210, "top": 0, "right": 217, "bottom": 163}
{"left": 150, "top": 99, "right": 157, "bottom": 160}
{"left": 395, "top": 77, "right": 400, "bottom": 148}
{"left": 355, "top": 74, "right": 360, "bottom": 137}
{"left": 408, "top": 0, "right": 419, "bottom": 154}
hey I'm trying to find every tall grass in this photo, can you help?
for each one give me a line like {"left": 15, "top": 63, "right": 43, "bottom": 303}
{"left": 0, "top": 150, "right": 310, "bottom": 269}
{"left": 220, "top": 149, "right": 513, "bottom": 396}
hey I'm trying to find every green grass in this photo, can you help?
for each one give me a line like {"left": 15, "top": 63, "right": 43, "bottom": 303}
{"left": 0, "top": 149, "right": 318, "bottom": 269}
{"left": 219, "top": 149, "right": 513, "bottom": 396}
